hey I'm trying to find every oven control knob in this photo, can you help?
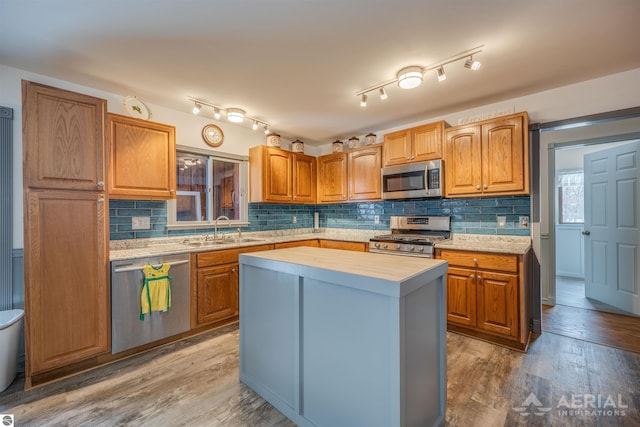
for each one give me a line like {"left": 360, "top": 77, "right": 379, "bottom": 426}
{"left": 418, "top": 246, "right": 424, "bottom": 252}
{"left": 383, "top": 243, "right": 388, "bottom": 249}
{"left": 408, "top": 245, "right": 415, "bottom": 251}
{"left": 374, "top": 242, "right": 381, "bottom": 248}
{"left": 395, "top": 244, "right": 401, "bottom": 249}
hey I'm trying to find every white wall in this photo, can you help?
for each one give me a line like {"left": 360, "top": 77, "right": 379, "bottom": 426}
{"left": 4, "top": 63, "right": 640, "bottom": 249}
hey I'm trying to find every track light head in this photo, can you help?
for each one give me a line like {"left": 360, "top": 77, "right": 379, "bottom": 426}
{"left": 379, "top": 87, "right": 388, "bottom": 100}
{"left": 464, "top": 56, "right": 481, "bottom": 71}
{"left": 360, "top": 94, "right": 368, "bottom": 107}
{"left": 213, "top": 108, "right": 221, "bottom": 120}
{"left": 252, "top": 120, "right": 259, "bottom": 130}
{"left": 264, "top": 124, "right": 270, "bottom": 134}
{"left": 437, "top": 66, "right": 447, "bottom": 82}
{"left": 397, "top": 66, "right": 423, "bottom": 89}
{"left": 192, "top": 102, "right": 201, "bottom": 115}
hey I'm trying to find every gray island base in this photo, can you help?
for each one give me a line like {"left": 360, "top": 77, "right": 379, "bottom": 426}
{"left": 239, "top": 247, "right": 448, "bottom": 427}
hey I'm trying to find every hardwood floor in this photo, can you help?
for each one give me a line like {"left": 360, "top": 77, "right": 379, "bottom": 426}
{"left": 1, "top": 324, "right": 638, "bottom": 426}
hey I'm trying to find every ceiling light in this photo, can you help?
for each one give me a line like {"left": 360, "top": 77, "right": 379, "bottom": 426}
{"left": 226, "top": 108, "right": 245, "bottom": 123}
{"left": 214, "top": 107, "right": 221, "bottom": 120}
{"left": 464, "top": 56, "right": 481, "bottom": 71}
{"left": 252, "top": 120, "right": 259, "bottom": 130}
{"left": 264, "top": 124, "right": 270, "bottom": 134}
{"left": 192, "top": 102, "right": 201, "bottom": 115}
{"left": 397, "top": 66, "right": 423, "bottom": 89}
{"left": 379, "top": 87, "right": 388, "bottom": 100}
{"left": 360, "top": 94, "right": 368, "bottom": 107}
{"left": 437, "top": 66, "right": 447, "bottom": 82}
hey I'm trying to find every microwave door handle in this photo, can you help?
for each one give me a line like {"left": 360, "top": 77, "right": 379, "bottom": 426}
{"left": 424, "top": 165, "right": 430, "bottom": 195}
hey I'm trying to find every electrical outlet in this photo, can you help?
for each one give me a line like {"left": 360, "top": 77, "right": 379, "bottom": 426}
{"left": 292, "top": 215, "right": 297, "bottom": 224}
{"left": 132, "top": 216, "right": 151, "bottom": 230}
{"left": 519, "top": 216, "right": 529, "bottom": 229}
{"left": 374, "top": 215, "right": 380, "bottom": 224}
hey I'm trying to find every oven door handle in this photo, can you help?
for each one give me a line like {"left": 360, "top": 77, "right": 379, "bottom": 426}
{"left": 113, "top": 259, "right": 189, "bottom": 273}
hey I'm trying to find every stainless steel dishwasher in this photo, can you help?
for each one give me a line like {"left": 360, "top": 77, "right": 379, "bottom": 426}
{"left": 111, "top": 254, "right": 191, "bottom": 354}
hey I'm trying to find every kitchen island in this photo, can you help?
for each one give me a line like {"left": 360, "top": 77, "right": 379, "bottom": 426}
{"left": 239, "top": 247, "right": 448, "bottom": 427}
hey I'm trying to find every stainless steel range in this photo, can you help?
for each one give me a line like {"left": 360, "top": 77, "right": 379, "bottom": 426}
{"left": 369, "top": 216, "right": 450, "bottom": 258}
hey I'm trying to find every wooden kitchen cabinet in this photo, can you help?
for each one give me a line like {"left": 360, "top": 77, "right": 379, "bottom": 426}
{"left": 22, "top": 81, "right": 110, "bottom": 386}
{"left": 191, "top": 244, "right": 274, "bottom": 328}
{"left": 383, "top": 121, "right": 447, "bottom": 166}
{"left": 317, "top": 145, "right": 382, "bottom": 203}
{"left": 444, "top": 112, "right": 529, "bottom": 197}
{"left": 274, "top": 239, "right": 319, "bottom": 249}
{"left": 108, "top": 113, "right": 176, "bottom": 200}
{"left": 438, "top": 248, "right": 530, "bottom": 351}
{"left": 319, "top": 240, "right": 367, "bottom": 251}
{"left": 249, "top": 145, "right": 316, "bottom": 203}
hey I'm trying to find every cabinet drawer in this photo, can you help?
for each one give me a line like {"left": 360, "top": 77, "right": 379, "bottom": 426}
{"left": 438, "top": 249, "right": 518, "bottom": 273}
{"left": 274, "top": 239, "right": 319, "bottom": 249}
{"left": 197, "top": 244, "right": 274, "bottom": 268}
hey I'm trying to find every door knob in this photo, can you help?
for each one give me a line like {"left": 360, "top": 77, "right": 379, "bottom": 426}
{"left": 582, "top": 230, "right": 591, "bottom": 235}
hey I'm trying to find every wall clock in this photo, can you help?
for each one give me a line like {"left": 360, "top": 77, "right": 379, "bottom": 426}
{"left": 202, "top": 124, "right": 224, "bottom": 147}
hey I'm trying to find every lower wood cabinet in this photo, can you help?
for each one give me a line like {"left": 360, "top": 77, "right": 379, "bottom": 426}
{"left": 191, "top": 244, "right": 274, "bottom": 328}
{"left": 438, "top": 248, "right": 530, "bottom": 351}
{"left": 319, "top": 240, "right": 367, "bottom": 252}
{"left": 274, "top": 239, "right": 320, "bottom": 249}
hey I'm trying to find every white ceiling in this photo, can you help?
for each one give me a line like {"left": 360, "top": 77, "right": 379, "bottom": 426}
{"left": 2, "top": 0, "right": 640, "bottom": 145}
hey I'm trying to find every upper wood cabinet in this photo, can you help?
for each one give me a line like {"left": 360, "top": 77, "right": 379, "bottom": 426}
{"left": 249, "top": 145, "right": 317, "bottom": 203}
{"left": 317, "top": 145, "right": 382, "bottom": 203}
{"left": 444, "top": 112, "right": 529, "bottom": 197}
{"left": 22, "top": 81, "right": 107, "bottom": 191}
{"left": 107, "top": 113, "right": 176, "bottom": 200}
{"left": 383, "top": 121, "right": 447, "bottom": 166}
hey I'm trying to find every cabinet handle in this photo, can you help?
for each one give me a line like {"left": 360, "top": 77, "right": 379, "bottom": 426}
{"left": 477, "top": 275, "right": 482, "bottom": 281}
{"left": 476, "top": 185, "right": 481, "bottom": 190}
{"left": 483, "top": 184, "right": 488, "bottom": 190}
{"left": 410, "top": 156, "right": 414, "bottom": 160}
{"left": 96, "top": 181, "right": 104, "bottom": 188}
{"left": 170, "top": 189, "right": 175, "bottom": 193}
{"left": 97, "top": 198, "right": 105, "bottom": 203}
{"left": 470, "top": 274, "right": 475, "bottom": 279}
{"left": 232, "top": 268, "right": 237, "bottom": 272}
{"left": 473, "top": 258, "right": 478, "bottom": 264}
{"left": 349, "top": 194, "right": 353, "bottom": 199}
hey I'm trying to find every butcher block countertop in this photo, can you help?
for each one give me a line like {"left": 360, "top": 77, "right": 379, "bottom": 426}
{"left": 242, "top": 246, "right": 447, "bottom": 284}
{"left": 435, "top": 233, "right": 531, "bottom": 255}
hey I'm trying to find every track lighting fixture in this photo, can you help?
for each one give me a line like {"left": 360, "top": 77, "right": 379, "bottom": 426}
{"left": 263, "top": 124, "right": 270, "bottom": 134}
{"left": 355, "top": 45, "right": 483, "bottom": 106}
{"left": 464, "top": 55, "right": 481, "bottom": 71}
{"left": 188, "top": 97, "right": 271, "bottom": 132}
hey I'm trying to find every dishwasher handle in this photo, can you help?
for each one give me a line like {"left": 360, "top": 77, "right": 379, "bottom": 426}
{"left": 113, "top": 259, "right": 189, "bottom": 273}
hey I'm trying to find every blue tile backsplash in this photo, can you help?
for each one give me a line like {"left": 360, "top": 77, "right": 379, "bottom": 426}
{"left": 110, "top": 196, "right": 531, "bottom": 240}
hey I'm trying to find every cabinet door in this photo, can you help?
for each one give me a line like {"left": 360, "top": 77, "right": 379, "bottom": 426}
{"left": 292, "top": 153, "right": 316, "bottom": 203}
{"left": 446, "top": 267, "right": 477, "bottom": 327}
{"left": 348, "top": 145, "right": 382, "bottom": 201}
{"left": 481, "top": 115, "right": 527, "bottom": 195}
{"left": 197, "top": 264, "right": 239, "bottom": 325}
{"left": 108, "top": 113, "right": 176, "bottom": 200}
{"left": 25, "top": 190, "right": 109, "bottom": 374}
{"left": 412, "top": 121, "right": 444, "bottom": 162}
{"left": 264, "top": 147, "right": 293, "bottom": 202}
{"left": 317, "top": 152, "right": 348, "bottom": 202}
{"left": 383, "top": 130, "right": 411, "bottom": 166}
{"left": 444, "top": 126, "right": 483, "bottom": 196}
{"left": 476, "top": 271, "right": 519, "bottom": 337}
{"left": 22, "top": 81, "right": 107, "bottom": 191}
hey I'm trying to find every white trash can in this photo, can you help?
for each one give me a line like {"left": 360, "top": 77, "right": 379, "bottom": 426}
{"left": 0, "top": 309, "right": 24, "bottom": 392}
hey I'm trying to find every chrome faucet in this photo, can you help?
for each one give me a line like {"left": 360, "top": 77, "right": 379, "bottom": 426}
{"left": 214, "top": 215, "right": 231, "bottom": 241}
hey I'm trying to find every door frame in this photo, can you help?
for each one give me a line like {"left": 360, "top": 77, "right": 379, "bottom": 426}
{"left": 530, "top": 106, "right": 640, "bottom": 316}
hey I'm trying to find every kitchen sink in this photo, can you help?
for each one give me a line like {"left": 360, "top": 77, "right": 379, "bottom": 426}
{"left": 182, "top": 238, "right": 264, "bottom": 247}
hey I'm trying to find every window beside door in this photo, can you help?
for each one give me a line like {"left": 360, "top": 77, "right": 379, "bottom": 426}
{"left": 557, "top": 171, "right": 584, "bottom": 224}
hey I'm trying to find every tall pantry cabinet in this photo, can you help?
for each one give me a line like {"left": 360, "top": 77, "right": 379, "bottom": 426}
{"left": 22, "top": 81, "right": 109, "bottom": 387}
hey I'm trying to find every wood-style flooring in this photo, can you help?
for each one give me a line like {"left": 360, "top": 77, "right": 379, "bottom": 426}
{"left": 1, "top": 324, "right": 638, "bottom": 426}
{"left": 556, "top": 276, "right": 636, "bottom": 316}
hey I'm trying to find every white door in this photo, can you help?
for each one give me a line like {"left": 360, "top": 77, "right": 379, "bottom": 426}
{"left": 584, "top": 141, "right": 640, "bottom": 315}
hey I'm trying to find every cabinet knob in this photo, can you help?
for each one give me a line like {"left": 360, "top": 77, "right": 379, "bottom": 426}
{"left": 473, "top": 258, "right": 478, "bottom": 264}
{"left": 476, "top": 185, "right": 481, "bottom": 190}
{"left": 97, "top": 198, "right": 105, "bottom": 203}
{"left": 293, "top": 195, "right": 296, "bottom": 199}
{"left": 470, "top": 274, "right": 475, "bottom": 279}
{"left": 232, "top": 268, "right": 237, "bottom": 272}
{"left": 410, "top": 156, "right": 414, "bottom": 160}
{"left": 483, "top": 184, "right": 488, "bottom": 190}
{"left": 477, "top": 275, "right": 482, "bottom": 281}
{"left": 170, "top": 189, "right": 175, "bottom": 193}
{"left": 96, "top": 181, "right": 104, "bottom": 188}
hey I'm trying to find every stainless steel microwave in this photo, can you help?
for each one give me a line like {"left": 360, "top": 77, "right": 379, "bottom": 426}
{"left": 381, "top": 160, "right": 443, "bottom": 199}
